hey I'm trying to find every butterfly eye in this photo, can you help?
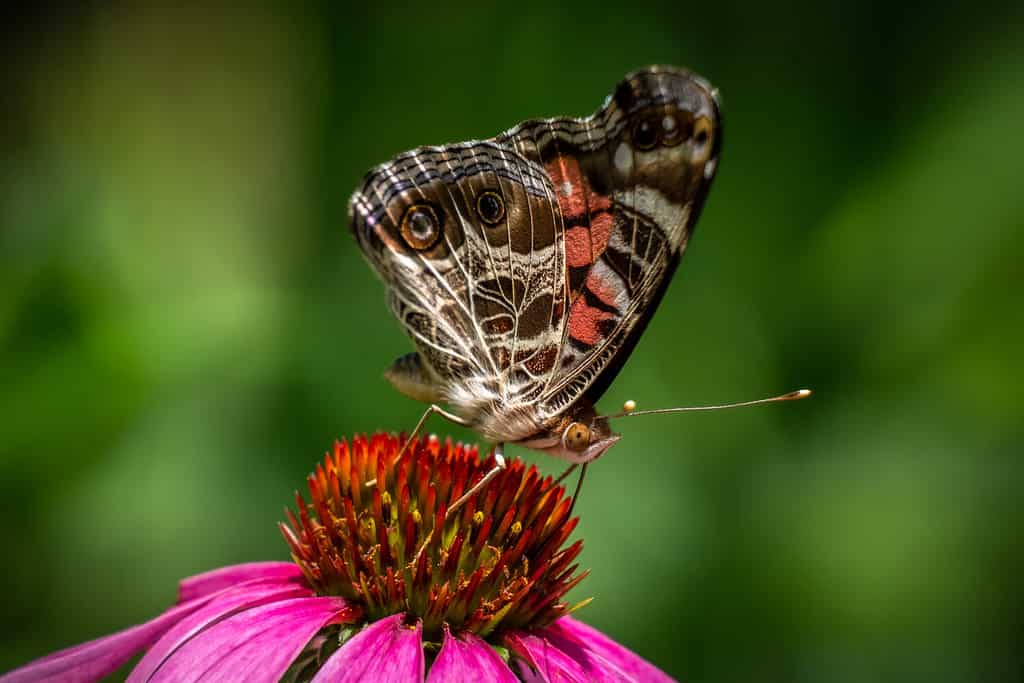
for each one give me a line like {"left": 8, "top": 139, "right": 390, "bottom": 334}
{"left": 660, "top": 111, "right": 693, "bottom": 147}
{"left": 476, "top": 190, "right": 506, "bottom": 226}
{"left": 400, "top": 204, "right": 442, "bottom": 251}
{"left": 632, "top": 116, "right": 659, "bottom": 151}
{"left": 563, "top": 422, "right": 591, "bottom": 452}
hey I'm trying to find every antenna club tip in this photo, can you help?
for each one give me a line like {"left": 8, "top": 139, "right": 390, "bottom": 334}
{"left": 793, "top": 389, "right": 812, "bottom": 399}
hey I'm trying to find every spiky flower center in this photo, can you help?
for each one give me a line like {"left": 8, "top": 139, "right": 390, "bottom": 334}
{"left": 280, "top": 433, "right": 588, "bottom": 641}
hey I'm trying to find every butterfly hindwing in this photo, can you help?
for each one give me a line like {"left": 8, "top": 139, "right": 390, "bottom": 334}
{"left": 351, "top": 142, "right": 568, "bottom": 420}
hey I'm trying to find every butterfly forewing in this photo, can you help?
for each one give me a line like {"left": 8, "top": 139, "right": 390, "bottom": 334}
{"left": 500, "top": 67, "right": 721, "bottom": 419}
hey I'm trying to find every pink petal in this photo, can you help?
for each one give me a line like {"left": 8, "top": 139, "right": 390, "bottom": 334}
{"left": 504, "top": 631, "right": 591, "bottom": 683}
{"left": 0, "top": 564, "right": 314, "bottom": 683}
{"left": 312, "top": 613, "right": 425, "bottom": 683}
{"left": 148, "top": 596, "right": 351, "bottom": 682}
{"left": 177, "top": 562, "right": 302, "bottom": 603}
{"left": 536, "top": 617, "right": 676, "bottom": 683}
{"left": 426, "top": 626, "right": 517, "bottom": 683}
{"left": 0, "top": 600, "right": 208, "bottom": 683}
{"left": 128, "top": 581, "right": 313, "bottom": 682}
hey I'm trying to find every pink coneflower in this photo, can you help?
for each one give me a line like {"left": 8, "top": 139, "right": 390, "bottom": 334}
{"left": 2, "top": 434, "right": 673, "bottom": 682}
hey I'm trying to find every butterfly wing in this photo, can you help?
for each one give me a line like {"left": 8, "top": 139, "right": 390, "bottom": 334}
{"left": 349, "top": 141, "right": 570, "bottom": 436}
{"left": 350, "top": 66, "right": 721, "bottom": 440}
{"left": 502, "top": 66, "right": 723, "bottom": 419}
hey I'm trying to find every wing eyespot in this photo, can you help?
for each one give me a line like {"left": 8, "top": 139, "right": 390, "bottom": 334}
{"left": 631, "top": 117, "right": 659, "bottom": 151}
{"left": 476, "top": 190, "right": 506, "bottom": 226}
{"left": 400, "top": 203, "right": 443, "bottom": 251}
{"left": 660, "top": 110, "right": 693, "bottom": 147}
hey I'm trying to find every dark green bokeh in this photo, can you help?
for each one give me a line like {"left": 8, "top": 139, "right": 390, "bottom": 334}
{"left": 2, "top": 2, "right": 1022, "bottom": 680}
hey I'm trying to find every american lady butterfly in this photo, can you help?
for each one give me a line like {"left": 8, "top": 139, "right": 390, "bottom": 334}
{"left": 350, "top": 66, "right": 806, "bottom": 511}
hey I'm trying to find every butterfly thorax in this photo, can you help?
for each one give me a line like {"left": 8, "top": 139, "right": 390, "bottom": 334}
{"left": 468, "top": 401, "right": 549, "bottom": 445}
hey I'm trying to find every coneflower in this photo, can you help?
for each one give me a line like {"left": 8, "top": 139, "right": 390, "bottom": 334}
{"left": 2, "top": 434, "right": 673, "bottom": 682}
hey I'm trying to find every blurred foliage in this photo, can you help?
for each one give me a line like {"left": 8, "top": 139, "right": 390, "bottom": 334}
{"left": 2, "top": 1, "right": 1023, "bottom": 681}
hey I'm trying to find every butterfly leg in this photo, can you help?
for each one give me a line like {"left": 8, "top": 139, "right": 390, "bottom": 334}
{"left": 553, "top": 463, "right": 579, "bottom": 486}
{"left": 566, "top": 463, "right": 589, "bottom": 518}
{"left": 365, "top": 404, "right": 470, "bottom": 488}
{"left": 397, "top": 403, "right": 470, "bottom": 458}
{"left": 411, "top": 442, "right": 506, "bottom": 567}
{"left": 447, "top": 442, "right": 506, "bottom": 517}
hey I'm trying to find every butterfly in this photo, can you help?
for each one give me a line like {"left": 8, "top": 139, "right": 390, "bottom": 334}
{"left": 349, "top": 66, "right": 805, "bottom": 512}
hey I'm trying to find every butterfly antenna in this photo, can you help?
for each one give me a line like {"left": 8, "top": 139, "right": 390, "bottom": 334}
{"left": 604, "top": 389, "right": 811, "bottom": 419}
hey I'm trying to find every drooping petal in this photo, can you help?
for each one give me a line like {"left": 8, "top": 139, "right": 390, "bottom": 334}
{"left": 0, "top": 563, "right": 315, "bottom": 683}
{"left": 176, "top": 562, "right": 302, "bottom": 603}
{"left": 0, "top": 600, "right": 208, "bottom": 683}
{"left": 504, "top": 631, "right": 591, "bottom": 683}
{"left": 128, "top": 580, "right": 314, "bottom": 682}
{"left": 148, "top": 596, "right": 353, "bottom": 683}
{"left": 312, "top": 613, "right": 425, "bottom": 683}
{"left": 542, "top": 618, "right": 675, "bottom": 683}
{"left": 426, "top": 625, "right": 517, "bottom": 683}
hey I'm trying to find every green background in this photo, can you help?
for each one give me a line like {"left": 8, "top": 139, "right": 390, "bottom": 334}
{"left": 2, "top": 2, "right": 1022, "bottom": 680}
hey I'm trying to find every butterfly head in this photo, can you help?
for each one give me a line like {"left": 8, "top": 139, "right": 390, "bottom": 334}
{"left": 519, "top": 401, "right": 621, "bottom": 464}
